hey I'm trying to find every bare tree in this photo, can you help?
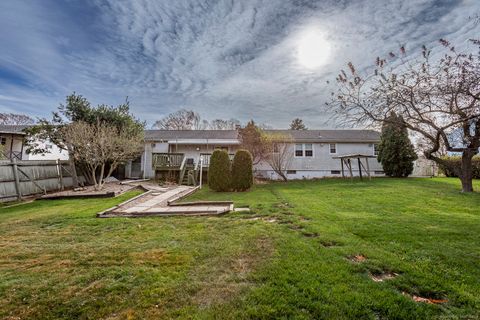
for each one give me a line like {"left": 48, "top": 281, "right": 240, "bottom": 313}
{"left": 153, "top": 109, "right": 204, "bottom": 130}
{"left": 62, "top": 121, "right": 143, "bottom": 190}
{"left": 263, "top": 133, "right": 294, "bottom": 181}
{"left": 153, "top": 109, "right": 241, "bottom": 130}
{"left": 209, "top": 118, "right": 241, "bottom": 130}
{"left": 0, "top": 113, "right": 34, "bottom": 125}
{"left": 328, "top": 39, "right": 480, "bottom": 192}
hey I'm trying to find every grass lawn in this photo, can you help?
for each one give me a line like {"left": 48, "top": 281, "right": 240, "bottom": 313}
{"left": 1, "top": 178, "right": 479, "bottom": 319}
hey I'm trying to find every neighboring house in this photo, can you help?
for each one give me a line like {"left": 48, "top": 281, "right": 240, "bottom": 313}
{"left": 0, "top": 125, "right": 29, "bottom": 160}
{"left": 0, "top": 125, "right": 69, "bottom": 161}
{"left": 125, "top": 129, "right": 384, "bottom": 183}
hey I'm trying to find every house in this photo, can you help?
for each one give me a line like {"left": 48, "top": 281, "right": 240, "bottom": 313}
{"left": 0, "top": 125, "right": 69, "bottom": 161}
{"left": 125, "top": 129, "right": 384, "bottom": 183}
{"left": 0, "top": 125, "right": 29, "bottom": 160}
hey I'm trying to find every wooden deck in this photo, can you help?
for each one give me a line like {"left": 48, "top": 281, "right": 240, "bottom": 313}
{"left": 152, "top": 153, "right": 235, "bottom": 186}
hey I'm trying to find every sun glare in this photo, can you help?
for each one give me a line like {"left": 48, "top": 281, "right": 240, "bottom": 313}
{"left": 297, "top": 29, "right": 331, "bottom": 69}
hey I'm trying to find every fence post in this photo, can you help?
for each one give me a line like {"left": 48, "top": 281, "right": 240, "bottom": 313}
{"left": 57, "top": 159, "right": 64, "bottom": 190}
{"left": 12, "top": 158, "right": 22, "bottom": 201}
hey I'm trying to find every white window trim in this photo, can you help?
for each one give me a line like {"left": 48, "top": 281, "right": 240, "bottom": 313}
{"left": 373, "top": 143, "right": 379, "bottom": 156}
{"left": 304, "top": 143, "right": 314, "bottom": 158}
{"left": 329, "top": 143, "right": 337, "bottom": 155}
{"left": 294, "top": 143, "right": 304, "bottom": 158}
{"left": 294, "top": 143, "right": 315, "bottom": 158}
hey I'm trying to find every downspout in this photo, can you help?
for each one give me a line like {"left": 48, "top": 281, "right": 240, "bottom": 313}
{"left": 143, "top": 147, "right": 147, "bottom": 179}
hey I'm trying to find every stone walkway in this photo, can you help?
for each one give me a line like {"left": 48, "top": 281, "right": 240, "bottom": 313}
{"left": 98, "top": 184, "right": 233, "bottom": 217}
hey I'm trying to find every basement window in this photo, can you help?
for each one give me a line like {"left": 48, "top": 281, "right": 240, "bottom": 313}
{"left": 374, "top": 170, "right": 384, "bottom": 175}
{"left": 287, "top": 170, "right": 297, "bottom": 174}
{"left": 331, "top": 170, "right": 341, "bottom": 174}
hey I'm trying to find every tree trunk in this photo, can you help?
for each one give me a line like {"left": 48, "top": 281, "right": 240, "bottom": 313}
{"left": 97, "top": 164, "right": 105, "bottom": 190}
{"left": 91, "top": 167, "right": 98, "bottom": 191}
{"left": 277, "top": 170, "right": 288, "bottom": 181}
{"left": 459, "top": 150, "right": 475, "bottom": 193}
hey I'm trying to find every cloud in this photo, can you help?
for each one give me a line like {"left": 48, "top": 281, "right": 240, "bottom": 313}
{"left": 0, "top": 0, "right": 479, "bottom": 127}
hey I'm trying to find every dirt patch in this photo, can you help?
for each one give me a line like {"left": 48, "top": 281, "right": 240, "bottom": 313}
{"left": 402, "top": 292, "right": 448, "bottom": 304}
{"left": 42, "top": 182, "right": 136, "bottom": 199}
{"left": 302, "top": 232, "right": 319, "bottom": 238}
{"left": 349, "top": 254, "right": 367, "bottom": 263}
{"left": 288, "top": 224, "right": 304, "bottom": 231}
{"left": 299, "top": 216, "right": 312, "bottom": 221}
{"left": 370, "top": 271, "right": 398, "bottom": 282}
{"left": 272, "top": 202, "right": 294, "bottom": 210}
{"left": 320, "top": 240, "right": 341, "bottom": 247}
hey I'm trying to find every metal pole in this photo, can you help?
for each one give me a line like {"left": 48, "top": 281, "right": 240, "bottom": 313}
{"left": 357, "top": 158, "right": 363, "bottom": 180}
{"left": 365, "top": 158, "right": 371, "bottom": 180}
{"left": 199, "top": 156, "right": 203, "bottom": 188}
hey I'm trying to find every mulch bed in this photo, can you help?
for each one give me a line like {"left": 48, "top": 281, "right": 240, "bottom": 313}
{"left": 41, "top": 182, "right": 140, "bottom": 200}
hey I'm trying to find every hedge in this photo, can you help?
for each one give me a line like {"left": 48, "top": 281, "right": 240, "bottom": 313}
{"left": 231, "top": 150, "right": 253, "bottom": 191}
{"left": 208, "top": 149, "right": 232, "bottom": 191}
{"left": 439, "top": 155, "right": 480, "bottom": 178}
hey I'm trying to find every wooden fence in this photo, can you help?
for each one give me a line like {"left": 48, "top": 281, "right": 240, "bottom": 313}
{"left": 0, "top": 159, "right": 77, "bottom": 202}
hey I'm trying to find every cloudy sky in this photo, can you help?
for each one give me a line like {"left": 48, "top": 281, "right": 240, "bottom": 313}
{"left": 0, "top": 0, "right": 478, "bottom": 128}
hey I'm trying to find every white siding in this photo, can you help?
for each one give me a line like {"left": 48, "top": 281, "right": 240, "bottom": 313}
{"left": 25, "top": 140, "right": 69, "bottom": 160}
{"left": 255, "top": 142, "right": 383, "bottom": 180}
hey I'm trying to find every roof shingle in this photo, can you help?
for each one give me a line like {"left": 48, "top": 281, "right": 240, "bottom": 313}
{"left": 144, "top": 129, "right": 379, "bottom": 143}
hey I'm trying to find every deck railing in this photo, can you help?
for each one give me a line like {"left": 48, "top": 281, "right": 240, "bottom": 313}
{"left": 200, "top": 153, "right": 235, "bottom": 167}
{"left": 2, "top": 151, "right": 22, "bottom": 161}
{"left": 152, "top": 153, "right": 184, "bottom": 169}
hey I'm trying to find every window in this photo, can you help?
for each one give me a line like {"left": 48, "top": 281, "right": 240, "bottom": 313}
{"left": 374, "top": 143, "right": 379, "bottom": 156}
{"left": 287, "top": 170, "right": 297, "bottom": 174}
{"left": 305, "top": 144, "right": 313, "bottom": 157}
{"left": 0, "top": 136, "right": 6, "bottom": 145}
{"left": 295, "top": 144, "right": 303, "bottom": 157}
{"left": 329, "top": 143, "right": 337, "bottom": 154}
{"left": 295, "top": 144, "right": 314, "bottom": 157}
{"left": 331, "top": 170, "right": 341, "bottom": 174}
{"left": 45, "top": 144, "right": 53, "bottom": 150}
{"left": 374, "top": 170, "right": 384, "bottom": 175}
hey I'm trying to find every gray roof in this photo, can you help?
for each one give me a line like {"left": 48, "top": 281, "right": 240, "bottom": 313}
{"left": 145, "top": 129, "right": 379, "bottom": 143}
{"left": 264, "top": 130, "right": 380, "bottom": 143}
{"left": 0, "top": 125, "right": 29, "bottom": 135}
{"left": 145, "top": 130, "right": 239, "bottom": 141}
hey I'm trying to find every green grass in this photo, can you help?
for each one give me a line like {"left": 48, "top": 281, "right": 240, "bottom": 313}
{"left": 1, "top": 178, "right": 479, "bottom": 319}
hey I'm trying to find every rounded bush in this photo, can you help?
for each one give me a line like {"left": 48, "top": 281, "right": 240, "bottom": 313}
{"left": 231, "top": 150, "right": 253, "bottom": 191}
{"left": 208, "top": 149, "right": 232, "bottom": 192}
